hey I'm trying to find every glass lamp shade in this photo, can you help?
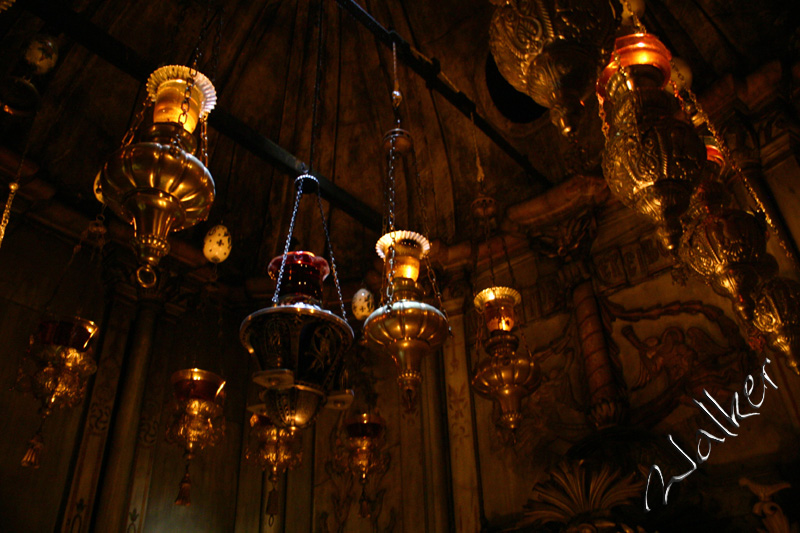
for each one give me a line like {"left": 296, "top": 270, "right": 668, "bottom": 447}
{"left": 146, "top": 65, "right": 217, "bottom": 134}
{"left": 376, "top": 230, "right": 430, "bottom": 283}
{"left": 352, "top": 288, "right": 375, "bottom": 321}
{"left": 203, "top": 224, "right": 232, "bottom": 263}
{"left": 268, "top": 251, "right": 330, "bottom": 305}
{"left": 171, "top": 368, "right": 226, "bottom": 404}
{"left": 474, "top": 286, "right": 522, "bottom": 334}
{"left": 344, "top": 412, "right": 386, "bottom": 482}
{"left": 33, "top": 316, "right": 98, "bottom": 352}
{"left": 597, "top": 33, "right": 672, "bottom": 99}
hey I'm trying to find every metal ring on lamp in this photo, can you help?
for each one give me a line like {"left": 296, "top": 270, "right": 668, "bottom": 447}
{"left": 136, "top": 264, "right": 157, "bottom": 289}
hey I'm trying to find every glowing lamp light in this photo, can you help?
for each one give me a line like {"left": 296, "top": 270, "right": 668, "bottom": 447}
{"left": 474, "top": 286, "right": 522, "bottom": 334}
{"left": 146, "top": 65, "right": 217, "bottom": 134}
{"left": 376, "top": 230, "right": 430, "bottom": 283}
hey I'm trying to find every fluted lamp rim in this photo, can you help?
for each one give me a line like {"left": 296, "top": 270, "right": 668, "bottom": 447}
{"left": 375, "top": 230, "right": 431, "bottom": 259}
{"left": 597, "top": 32, "right": 672, "bottom": 99}
{"left": 473, "top": 286, "right": 522, "bottom": 311}
{"left": 146, "top": 65, "right": 217, "bottom": 118}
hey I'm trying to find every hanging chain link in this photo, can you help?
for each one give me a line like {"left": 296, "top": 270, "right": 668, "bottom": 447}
{"left": 0, "top": 141, "right": 31, "bottom": 250}
{"left": 121, "top": 103, "right": 148, "bottom": 147}
{"left": 670, "top": 60, "right": 797, "bottom": 266}
{"left": 309, "top": 0, "right": 325, "bottom": 174}
{"left": 272, "top": 175, "right": 308, "bottom": 305}
{"left": 620, "top": 0, "right": 646, "bottom": 34}
{"left": 314, "top": 182, "right": 347, "bottom": 320}
{"left": 211, "top": 7, "right": 223, "bottom": 84}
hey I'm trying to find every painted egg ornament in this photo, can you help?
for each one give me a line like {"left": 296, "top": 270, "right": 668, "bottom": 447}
{"left": 203, "top": 224, "right": 232, "bottom": 263}
{"left": 351, "top": 288, "right": 375, "bottom": 320}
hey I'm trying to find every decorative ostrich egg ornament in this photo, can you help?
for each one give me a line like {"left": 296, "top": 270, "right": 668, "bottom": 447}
{"left": 351, "top": 288, "right": 375, "bottom": 321}
{"left": 203, "top": 224, "right": 232, "bottom": 263}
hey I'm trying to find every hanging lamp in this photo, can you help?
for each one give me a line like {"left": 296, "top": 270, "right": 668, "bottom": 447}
{"left": 343, "top": 411, "right": 388, "bottom": 518}
{"left": 240, "top": 0, "right": 352, "bottom": 435}
{"left": 17, "top": 217, "right": 106, "bottom": 467}
{"left": 166, "top": 368, "right": 226, "bottom": 506}
{"left": 363, "top": 44, "right": 449, "bottom": 411}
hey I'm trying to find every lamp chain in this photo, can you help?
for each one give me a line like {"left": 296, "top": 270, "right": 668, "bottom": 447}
{"left": 309, "top": 0, "right": 325, "bottom": 174}
{"left": 668, "top": 64, "right": 797, "bottom": 267}
{"left": 272, "top": 175, "right": 308, "bottom": 305}
{"left": 619, "top": 0, "right": 646, "bottom": 34}
{"left": 314, "top": 181, "right": 347, "bottom": 320}
{"left": 384, "top": 136, "right": 397, "bottom": 306}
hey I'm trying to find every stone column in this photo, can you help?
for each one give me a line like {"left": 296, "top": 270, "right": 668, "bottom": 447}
{"left": 91, "top": 277, "right": 169, "bottom": 532}
{"left": 440, "top": 279, "right": 482, "bottom": 532}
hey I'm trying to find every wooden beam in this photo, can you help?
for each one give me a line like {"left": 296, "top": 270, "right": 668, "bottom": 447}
{"left": 20, "top": 0, "right": 384, "bottom": 232}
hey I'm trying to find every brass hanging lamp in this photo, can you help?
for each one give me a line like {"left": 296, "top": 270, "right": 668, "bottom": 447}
{"left": 17, "top": 217, "right": 106, "bottom": 467}
{"left": 363, "top": 44, "right": 449, "bottom": 411}
{"left": 343, "top": 412, "right": 388, "bottom": 518}
{"left": 99, "top": 25, "right": 219, "bottom": 288}
{"left": 166, "top": 368, "right": 226, "bottom": 506}
{"left": 488, "top": 0, "right": 617, "bottom": 135}
{"left": 240, "top": 0, "right": 353, "bottom": 433}
{"left": 597, "top": 31, "right": 706, "bottom": 251}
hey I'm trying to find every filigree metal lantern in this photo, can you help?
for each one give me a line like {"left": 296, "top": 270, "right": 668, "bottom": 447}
{"left": 17, "top": 316, "right": 98, "bottom": 467}
{"left": 363, "top": 230, "right": 449, "bottom": 410}
{"left": 344, "top": 412, "right": 388, "bottom": 518}
{"left": 166, "top": 368, "right": 226, "bottom": 506}
{"left": 99, "top": 65, "right": 217, "bottom": 287}
{"left": 598, "top": 33, "right": 706, "bottom": 251}
{"left": 246, "top": 409, "right": 303, "bottom": 521}
{"left": 471, "top": 287, "right": 540, "bottom": 431}
{"left": 754, "top": 277, "right": 800, "bottom": 374}
{"left": 488, "top": 0, "right": 617, "bottom": 135}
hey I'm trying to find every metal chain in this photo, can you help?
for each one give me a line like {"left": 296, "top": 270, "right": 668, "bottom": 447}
{"left": 314, "top": 181, "right": 347, "bottom": 320}
{"left": 672, "top": 64, "right": 796, "bottom": 265}
{"left": 500, "top": 234, "right": 518, "bottom": 290}
{"left": 483, "top": 213, "right": 497, "bottom": 287}
{"left": 0, "top": 141, "right": 31, "bottom": 249}
{"left": 272, "top": 175, "right": 308, "bottom": 305}
{"left": 309, "top": 0, "right": 325, "bottom": 174}
{"left": 384, "top": 135, "right": 397, "bottom": 306}
{"left": 200, "top": 117, "right": 208, "bottom": 165}
{"left": 619, "top": 0, "right": 646, "bottom": 34}
{"left": 121, "top": 103, "right": 148, "bottom": 147}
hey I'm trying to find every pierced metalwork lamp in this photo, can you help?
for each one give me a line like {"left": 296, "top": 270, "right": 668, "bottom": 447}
{"left": 166, "top": 368, "right": 226, "bottom": 506}
{"left": 488, "top": 0, "right": 617, "bottom": 135}
{"left": 246, "top": 409, "right": 303, "bottom": 520}
{"left": 240, "top": 175, "right": 354, "bottom": 435}
{"left": 344, "top": 412, "right": 388, "bottom": 518}
{"left": 99, "top": 65, "right": 217, "bottom": 287}
{"left": 598, "top": 32, "right": 706, "bottom": 251}
{"left": 18, "top": 316, "right": 98, "bottom": 467}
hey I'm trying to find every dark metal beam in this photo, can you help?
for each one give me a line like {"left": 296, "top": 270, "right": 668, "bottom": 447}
{"left": 335, "top": 0, "right": 549, "bottom": 187}
{"left": 20, "top": 0, "right": 383, "bottom": 232}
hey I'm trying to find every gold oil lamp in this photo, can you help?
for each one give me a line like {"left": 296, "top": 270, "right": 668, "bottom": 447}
{"left": 364, "top": 229, "right": 449, "bottom": 410}
{"left": 99, "top": 65, "right": 217, "bottom": 287}
{"left": 471, "top": 286, "right": 541, "bottom": 431}
{"left": 598, "top": 32, "right": 706, "bottom": 251}
{"left": 246, "top": 409, "right": 303, "bottom": 521}
{"left": 344, "top": 412, "right": 388, "bottom": 518}
{"left": 18, "top": 316, "right": 98, "bottom": 467}
{"left": 754, "top": 277, "right": 800, "bottom": 374}
{"left": 680, "top": 137, "right": 778, "bottom": 319}
{"left": 240, "top": 176, "right": 354, "bottom": 433}
{"left": 166, "top": 368, "right": 226, "bottom": 506}
{"left": 488, "top": 0, "right": 617, "bottom": 135}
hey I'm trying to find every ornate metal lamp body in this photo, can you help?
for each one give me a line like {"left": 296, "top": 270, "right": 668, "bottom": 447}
{"left": 489, "top": 0, "right": 617, "bottom": 135}
{"left": 363, "top": 231, "right": 448, "bottom": 410}
{"left": 18, "top": 316, "right": 98, "bottom": 467}
{"left": 754, "top": 277, "right": 800, "bottom": 374}
{"left": 240, "top": 251, "right": 354, "bottom": 430}
{"left": 99, "top": 66, "right": 217, "bottom": 287}
{"left": 471, "top": 287, "right": 540, "bottom": 431}
{"left": 166, "top": 368, "right": 226, "bottom": 506}
{"left": 599, "top": 33, "right": 706, "bottom": 250}
{"left": 344, "top": 412, "right": 388, "bottom": 518}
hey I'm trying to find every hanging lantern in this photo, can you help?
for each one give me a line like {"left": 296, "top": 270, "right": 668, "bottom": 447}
{"left": 17, "top": 316, "right": 98, "bottom": 467}
{"left": 99, "top": 65, "right": 217, "bottom": 288}
{"left": 246, "top": 409, "right": 303, "bottom": 521}
{"left": 240, "top": 174, "right": 354, "bottom": 432}
{"left": 351, "top": 288, "right": 375, "bottom": 321}
{"left": 344, "top": 412, "right": 388, "bottom": 518}
{"left": 488, "top": 0, "right": 617, "bottom": 135}
{"left": 471, "top": 287, "right": 540, "bottom": 431}
{"left": 598, "top": 33, "right": 706, "bottom": 251}
{"left": 166, "top": 368, "right": 226, "bottom": 506}
{"left": 753, "top": 277, "right": 800, "bottom": 374}
{"left": 203, "top": 224, "right": 232, "bottom": 263}
{"left": 364, "top": 230, "right": 448, "bottom": 410}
